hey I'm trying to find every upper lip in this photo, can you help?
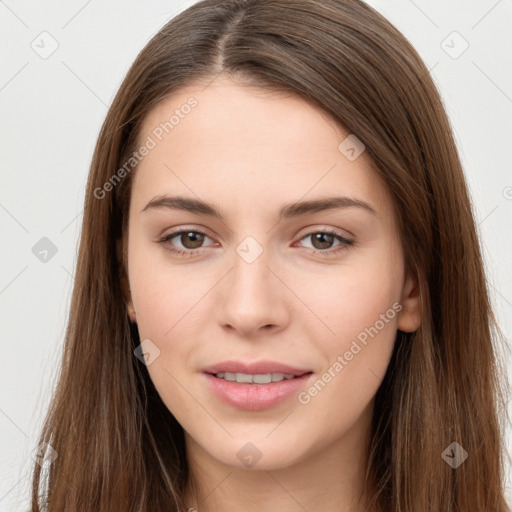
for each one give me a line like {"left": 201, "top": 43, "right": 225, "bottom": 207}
{"left": 202, "top": 360, "right": 312, "bottom": 376}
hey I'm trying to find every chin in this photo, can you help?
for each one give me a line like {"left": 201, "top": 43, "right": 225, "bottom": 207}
{"left": 206, "top": 437, "right": 308, "bottom": 472}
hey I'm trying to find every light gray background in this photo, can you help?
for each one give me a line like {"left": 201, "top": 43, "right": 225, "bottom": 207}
{"left": 1, "top": 1, "right": 511, "bottom": 510}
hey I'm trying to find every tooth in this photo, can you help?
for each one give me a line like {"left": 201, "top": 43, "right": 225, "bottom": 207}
{"left": 253, "top": 373, "right": 272, "bottom": 384}
{"left": 236, "top": 373, "right": 253, "bottom": 383}
{"left": 215, "top": 371, "right": 297, "bottom": 383}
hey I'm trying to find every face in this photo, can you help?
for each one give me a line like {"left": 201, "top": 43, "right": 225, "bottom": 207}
{"left": 122, "top": 77, "right": 421, "bottom": 471}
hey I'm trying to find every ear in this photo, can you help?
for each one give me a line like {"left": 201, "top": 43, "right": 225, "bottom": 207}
{"left": 397, "top": 271, "right": 421, "bottom": 332}
{"left": 117, "top": 238, "right": 136, "bottom": 323}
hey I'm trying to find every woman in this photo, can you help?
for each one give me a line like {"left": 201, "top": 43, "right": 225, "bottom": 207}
{"left": 30, "top": 0, "right": 510, "bottom": 510}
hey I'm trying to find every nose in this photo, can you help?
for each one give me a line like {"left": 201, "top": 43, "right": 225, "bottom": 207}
{"left": 216, "top": 246, "right": 290, "bottom": 339}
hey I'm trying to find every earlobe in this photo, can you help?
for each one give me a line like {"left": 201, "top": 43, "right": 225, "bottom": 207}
{"left": 397, "top": 272, "right": 422, "bottom": 333}
{"left": 122, "top": 272, "right": 137, "bottom": 324}
{"left": 116, "top": 238, "right": 137, "bottom": 324}
{"left": 127, "top": 303, "right": 137, "bottom": 323}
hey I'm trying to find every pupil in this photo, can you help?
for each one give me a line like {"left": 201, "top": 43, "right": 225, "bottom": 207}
{"left": 182, "top": 232, "right": 204, "bottom": 249}
{"left": 313, "top": 233, "right": 333, "bottom": 250}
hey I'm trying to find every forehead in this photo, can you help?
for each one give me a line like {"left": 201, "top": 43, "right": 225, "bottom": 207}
{"left": 139, "top": 78, "right": 344, "bottom": 160}
{"left": 131, "top": 79, "right": 394, "bottom": 226}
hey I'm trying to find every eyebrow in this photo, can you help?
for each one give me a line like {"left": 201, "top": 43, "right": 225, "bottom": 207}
{"left": 141, "top": 195, "right": 378, "bottom": 219}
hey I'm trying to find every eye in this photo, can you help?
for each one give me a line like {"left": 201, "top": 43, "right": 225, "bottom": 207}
{"left": 158, "top": 228, "right": 354, "bottom": 257}
{"left": 296, "top": 229, "right": 354, "bottom": 256}
{"left": 158, "top": 229, "right": 215, "bottom": 257}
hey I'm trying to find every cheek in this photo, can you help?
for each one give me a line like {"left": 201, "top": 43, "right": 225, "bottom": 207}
{"left": 132, "top": 277, "right": 210, "bottom": 362}
{"left": 129, "top": 265, "right": 205, "bottom": 420}
{"left": 296, "top": 273, "right": 399, "bottom": 434}
{"left": 298, "top": 253, "right": 402, "bottom": 345}
{"left": 296, "top": 249, "right": 401, "bottom": 396}
{"left": 127, "top": 235, "right": 209, "bottom": 341}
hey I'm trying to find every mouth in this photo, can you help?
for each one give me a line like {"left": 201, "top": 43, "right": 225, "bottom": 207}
{"left": 201, "top": 362, "right": 314, "bottom": 411}
{"left": 201, "top": 360, "right": 312, "bottom": 378}
{"left": 206, "top": 371, "right": 312, "bottom": 384}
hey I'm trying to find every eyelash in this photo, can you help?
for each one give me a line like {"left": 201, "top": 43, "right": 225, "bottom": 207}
{"left": 158, "top": 228, "right": 354, "bottom": 258}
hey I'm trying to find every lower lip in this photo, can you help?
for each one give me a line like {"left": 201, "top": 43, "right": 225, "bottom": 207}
{"left": 203, "top": 372, "right": 313, "bottom": 411}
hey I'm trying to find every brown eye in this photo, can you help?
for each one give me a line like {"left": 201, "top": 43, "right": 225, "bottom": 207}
{"left": 310, "top": 232, "right": 336, "bottom": 250}
{"left": 159, "top": 230, "right": 213, "bottom": 256}
{"left": 298, "top": 229, "right": 354, "bottom": 256}
{"left": 178, "top": 231, "right": 205, "bottom": 249}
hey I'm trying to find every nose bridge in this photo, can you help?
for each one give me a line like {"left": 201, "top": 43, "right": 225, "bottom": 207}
{"left": 230, "top": 234, "right": 274, "bottom": 306}
{"left": 218, "top": 233, "right": 287, "bottom": 334}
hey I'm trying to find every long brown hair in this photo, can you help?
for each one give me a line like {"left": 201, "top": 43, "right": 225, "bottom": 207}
{"left": 30, "top": 0, "right": 510, "bottom": 510}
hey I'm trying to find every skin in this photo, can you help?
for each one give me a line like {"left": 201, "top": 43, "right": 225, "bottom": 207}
{"left": 121, "top": 77, "right": 421, "bottom": 512}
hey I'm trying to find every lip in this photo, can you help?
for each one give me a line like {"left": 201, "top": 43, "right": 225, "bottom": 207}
{"left": 201, "top": 360, "right": 311, "bottom": 376}
{"left": 201, "top": 360, "right": 314, "bottom": 411}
